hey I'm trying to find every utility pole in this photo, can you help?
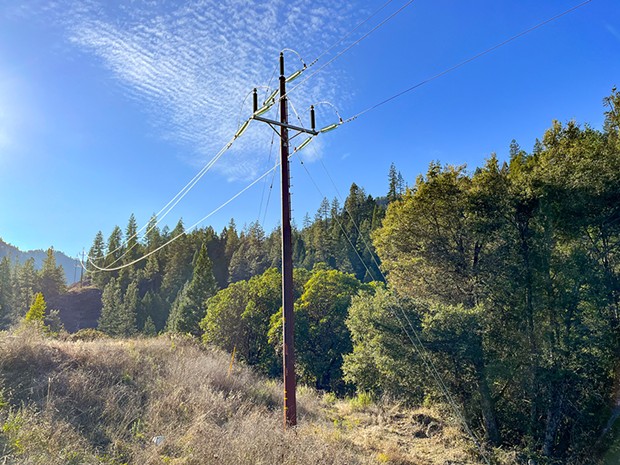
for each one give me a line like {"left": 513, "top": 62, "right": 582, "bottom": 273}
{"left": 80, "top": 249, "right": 85, "bottom": 287}
{"left": 278, "top": 52, "right": 297, "bottom": 428}
{"left": 251, "top": 53, "right": 317, "bottom": 428}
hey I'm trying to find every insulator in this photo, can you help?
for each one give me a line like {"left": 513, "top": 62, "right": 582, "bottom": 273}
{"left": 285, "top": 69, "right": 303, "bottom": 83}
{"left": 295, "top": 137, "right": 313, "bottom": 152}
{"left": 254, "top": 103, "right": 273, "bottom": 117}
{"left": 319, "top": 123, "right": 340, "bottom": 133}
{"left": 263, "top": 89, "right": 278, "bottom": 106}
{"left": 234, "top": 119, "right": 250, "bottom": 138}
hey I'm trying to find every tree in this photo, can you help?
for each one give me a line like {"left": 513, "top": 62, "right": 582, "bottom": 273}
{"left": 0, "top": 257, "right": 14, "bottom": 328}
{"left": 88, "top": 231, "right": 107, "bottom": 287}
{"left": 270, "top": 267, "right": 363, "bottom": 392}
{"left": 105, "top": 226, "right": 124, "bottom": 266}
{"left": 39, "top": 247, "right": 66, "bottom": 298}
{"left": 166, "top": 243, "right": 217, "bottom": 336}
{"left": 98, "top": 278, "right": 135, "bottom": 336}
{"left": 228, "top": 222, "right": 269, "bottom": 283}
{"left": 344, "top": 286, "right": 425, "bottom": 400}
{"left": 24, "top": 292, "right": 47, "bottom": 329}
{"left": 123, "top": 213, "right": 141, "bottom": 265}
{"left": 13, "top": 258, "right": 39, "bottom": 319}
{"left": 203, "top": 267, "right": 309, "bottom": 377}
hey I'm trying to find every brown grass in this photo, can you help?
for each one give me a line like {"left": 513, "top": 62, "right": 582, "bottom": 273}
{"left": 0, "top": 328, "right": 484, "bottom": 465}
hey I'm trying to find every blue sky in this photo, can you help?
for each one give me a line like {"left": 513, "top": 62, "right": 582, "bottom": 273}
{"left": 0, "top": 0, "right": 618, "bottom": 258}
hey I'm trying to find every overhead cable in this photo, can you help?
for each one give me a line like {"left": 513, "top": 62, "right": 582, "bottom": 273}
{"left": 345, "top": 0, "right": 593, "bottom": 123}
{"left": 285, "top": 0, "right": 417, "bottom": 100}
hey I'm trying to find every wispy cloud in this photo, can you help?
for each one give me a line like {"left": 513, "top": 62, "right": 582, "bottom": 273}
{"left": 17, "top": 0, "right": 360, "bottom": 179}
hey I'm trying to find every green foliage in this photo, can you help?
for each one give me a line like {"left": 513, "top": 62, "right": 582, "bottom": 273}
{"left": 24, "top": 292, "right": 47, "bottom": 324}
{"left": 98, "top": 278, "right": 136, "bottom": 337}
{"left": 39, "top": 247, "right": 66, "bottom": 297}
{"left": 270, "top": 267, "right": 364, "bottom": 392}
{"left": 372, "top": 94, "right": 620, "bottom": 459}
{"left": 166, "top": 243, "right": 217, "bottom": 336}
{"left": 343, "top": 287, "right": 425, "bottom": 401}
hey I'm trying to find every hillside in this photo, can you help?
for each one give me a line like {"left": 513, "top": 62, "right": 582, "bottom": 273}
{"left": 0, "top": 330, "right": 481, "bottom": 465}
{"left": 0, "top": 238, "right": 81, "bottom": 284}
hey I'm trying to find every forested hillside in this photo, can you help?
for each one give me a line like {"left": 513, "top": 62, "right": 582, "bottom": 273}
{"left": 1, "top": 91, "right": 619, "bottom": 463}
{"left": 0, "top": 239, "right": 80, "bottom": 284}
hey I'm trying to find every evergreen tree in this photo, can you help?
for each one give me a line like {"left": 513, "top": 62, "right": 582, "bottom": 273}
{"left": 39, "top": 247, "right": 66, "bottom": 298}
{"left": 0, "top": 257, "right": 14, "bottom": 328}
{"left": 141, "top": 290, "right": 167, "bottom": 332}
{"left": 124, "top": 213, "right": 140, "bottom": 264}
{"left": 144, "top": 214, "right": 162, "bottom": 252}
{"left": 98, "top": 278, "right": 135, "bottom": 336}
{"left": 387, "top": 162, "right": 399, "bottom": 203}
{"left": 160, "top": 219, "right": 193, "bottom": 301}
{"left": 228, "top": 222, "right": 269, "bottom": 283}
{"left": 106, "top": 226, "right": 124, "bottom": 264}
{"left": 24, "top": 292, "right": 47, "bottom": 325}
{"left": 88, "top": 230, "right": 107, "bottom": 287}
{"left": 143, "top": 316, "right": 157, "bottom": 336}
{"left": 13, "top": 258, "right": 39, "bottom": 319}
{"left": 166, "top": 243, "right": 217, "bottom": 335}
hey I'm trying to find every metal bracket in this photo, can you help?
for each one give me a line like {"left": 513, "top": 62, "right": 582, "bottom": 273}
{"left": 252, "top": 115, "right": 318, "bottom": 136}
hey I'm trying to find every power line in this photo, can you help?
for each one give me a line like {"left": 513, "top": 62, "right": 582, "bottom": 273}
{"left": 86, "top": 160, "right": 279, "bottom": 273}
{"left": 285, "top": 0, "right": 417, "bottom": 100}
{"left": 308, "top": 0, "right": 396, "bottom": 68}
{"left": 345, "top": 0, "right": 593, "bottom": 123}
{"left": 88, "top": 118, "right": 251, "bottom": 268}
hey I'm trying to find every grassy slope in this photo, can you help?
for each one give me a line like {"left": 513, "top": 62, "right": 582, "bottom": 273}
{"left": 0, "top": 329, "right": 481, "bottom": 465}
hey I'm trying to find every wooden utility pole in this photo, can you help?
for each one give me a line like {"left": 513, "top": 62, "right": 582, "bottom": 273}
{"left": 278, "top": 52, "right": 297, "bottom": 427}
{"left": 251, "top": 53, "right": 317, "bottom": 428}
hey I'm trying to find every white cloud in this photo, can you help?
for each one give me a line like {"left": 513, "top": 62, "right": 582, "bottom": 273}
{"left": 19, "top": 0, "right": 361, "bottom": 179}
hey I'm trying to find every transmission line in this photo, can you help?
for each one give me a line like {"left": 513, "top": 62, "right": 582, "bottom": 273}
{"left": 88, "top": 117, "right": 253, "bottom": 270}
{"left": 285, "top": 0, "right": 417, "bottom": 100}
{"left": 86, "top": 161, "right": 278, "bottom": 273}
{"left": 344, "top": 0, "right": 593, "bottom": 123}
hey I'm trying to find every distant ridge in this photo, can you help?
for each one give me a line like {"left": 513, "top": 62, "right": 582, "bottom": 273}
{"left": 0, "top": 237, "right": 81, "bottom": 284}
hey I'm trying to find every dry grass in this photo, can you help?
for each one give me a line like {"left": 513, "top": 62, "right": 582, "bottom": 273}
{"left": 0, "top": 328, "right": 483, "bottom": 465}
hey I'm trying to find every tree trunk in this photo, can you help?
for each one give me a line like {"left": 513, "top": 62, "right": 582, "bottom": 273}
{"left": 599, "top": 359, "right": 620, "bottom": 439}
{"left": 473, "top": 356, "right": 501, "bottom": 445}
{"left": 542, "top": 386, "right": 564, "bottom": 457}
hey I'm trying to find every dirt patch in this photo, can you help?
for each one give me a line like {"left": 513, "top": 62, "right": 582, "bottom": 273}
{"left": 47, "top": 285, "right": 102, "bottom": 332}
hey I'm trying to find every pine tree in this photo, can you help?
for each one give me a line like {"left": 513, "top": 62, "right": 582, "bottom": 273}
{"left": 98, "top": 278, "right": 135, "bottom": 336}
{"left": 0, "top": 257, "right": 14, "bottom": 327}
{"left": 13, "top": 258, "right": 39, "bottom": 319}
{"left": 39, "top": 247, "right": 66, "bottom": 297}
{"left": 88, "top": 231, "right": 107, "bottom": 287}
{"left": 105, "top": 226, "right": 124, "bottom": 267}
{"left": 25, "top": 292, "right": 47, "bottom": 325}
{"left": 166, "top": 243, "right": 217, "bottom": 335}
{"left": 143, "top": 316, "right": 157, "bottom": 336}
{"left": 124, "top": 213, "right": 140, "bottom": 264}
{"left": 387, "top": 162, "right": 399, "bottom": 203}
{"left": 144, "top": 214, "right": 162, "bottom": 252}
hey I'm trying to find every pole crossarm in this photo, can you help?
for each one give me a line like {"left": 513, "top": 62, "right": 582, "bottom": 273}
{"left": 252, "top": 115, "right": 318, "bottom": 136}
